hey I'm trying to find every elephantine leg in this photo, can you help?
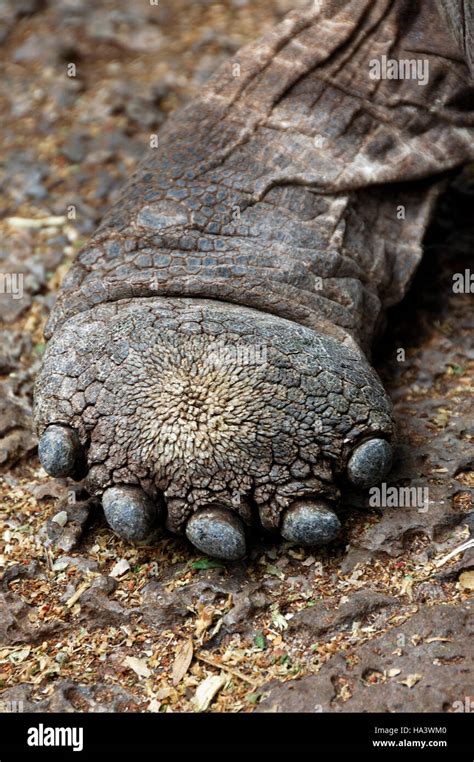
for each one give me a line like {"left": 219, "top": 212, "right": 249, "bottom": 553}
{"left": 34, "top": 1, "right": 472, "bottom": 558}
{"left": 35, "top": 298, "right": 394, "bottom": 557}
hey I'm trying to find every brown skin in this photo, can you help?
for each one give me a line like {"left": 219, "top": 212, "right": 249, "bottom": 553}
{"left": 34, "top": 0, "right": 474, "bottom": 557}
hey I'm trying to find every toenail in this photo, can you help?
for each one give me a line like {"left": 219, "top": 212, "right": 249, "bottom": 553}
{"left": 347, "top": 438, "right": 393, "bottom": 488}
{"left": 186, "top": 505, "right": 246, "bottom": 560}
{"left": 102, "top": 486, "right": 162, "bottom": 542}
{"left": 281, "top": 499, "right": 341, "bottom": 546}
{"left": 38, "top": 424, "right": 84, "bottom": 478}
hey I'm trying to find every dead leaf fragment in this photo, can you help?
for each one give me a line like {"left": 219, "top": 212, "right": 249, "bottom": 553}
{"left": 194, "top": 605, "right": 214, "bottom": 638}
{"left": 123, "top": 656, "right": 151, "bottom": 679}
{"left": 65, "top": 580, "right": 91, "bottom": 608}
{"left": 400, "top": 576, "right": 414, "bottom": 600}
{"left": 171, "top": 639, "right": 193, "bottom": 686}
{"left": 270, "top": 604, "right": 288, "bottom": 631}
{"left": 192, "top": 674, "right": 227, "bottom": 712}
{"left": 399, "top": 673, "right": 422, "bottom": 688}
{"left": 110, "top": 559, "right": 131, "bottom": 578}
{"left": 458, "top": 571, "right": 474, "bottom": 591}
{"left": 9, "top": 646, "right": 31, "bottom": 664}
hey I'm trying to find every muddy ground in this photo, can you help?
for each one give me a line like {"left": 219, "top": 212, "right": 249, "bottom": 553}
{"left": 0, "top": 0, "right": 472, "bottom": 713}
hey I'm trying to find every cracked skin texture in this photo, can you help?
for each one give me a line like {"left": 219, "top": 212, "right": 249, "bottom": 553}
{"left": 34, "top": 0, "right": 473, "bottom": 545}
{"left": 35, "top": 298, "right": 392, "bottom": 532}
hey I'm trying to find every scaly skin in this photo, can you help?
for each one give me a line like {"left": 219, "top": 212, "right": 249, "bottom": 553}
{"left": 34, "top": 0, "right": 474, "bottom": 558}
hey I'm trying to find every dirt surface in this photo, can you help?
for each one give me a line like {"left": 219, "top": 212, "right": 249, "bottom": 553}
{"left": 0, "top": 0, "right": 472, "bottom": 713}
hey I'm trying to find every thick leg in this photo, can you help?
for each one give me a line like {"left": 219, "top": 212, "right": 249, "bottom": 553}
{"left": 35, "top": 297, "right": 394, "bottom": 555}
{"left": 34, "top": 1, "right": 472, "bottom": 557}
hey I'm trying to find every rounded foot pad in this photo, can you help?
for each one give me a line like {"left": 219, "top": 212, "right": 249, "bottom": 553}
{"left": 347, "top": 438, "right": 393, "bottom": 488}
{"left": 102, "top": 486, "right": 161, "bottom": 543}
{"left": 186, "top": 506, "right": 246, "bottom": 560}
{"left": 38, "top": 424, "right": 84, "bottom": 478}
{"left": 281, "top": 499, "right": 341, "bottom": 546}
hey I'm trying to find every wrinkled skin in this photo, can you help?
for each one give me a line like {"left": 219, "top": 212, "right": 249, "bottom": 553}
{"left": 34, "top": 0, "right": 474, "bottom": 558}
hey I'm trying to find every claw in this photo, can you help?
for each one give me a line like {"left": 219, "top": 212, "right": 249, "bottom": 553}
{"left": 281, "top": 499, "right": 341, "bottom": 546}
{"left": 38, "top": 424, "right": 85, "bottom": 478}
{"left": 102, "top": 485, "right": 162, "bottom": 543}
{"left": 347, "top": 438, "right": 393, "bottom": 488}
{"left": 186, "top": 505, "right": 246, "bottom": 560}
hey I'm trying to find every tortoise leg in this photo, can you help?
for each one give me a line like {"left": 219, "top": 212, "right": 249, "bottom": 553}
{"left": 34, "top": 297, "right": 394, "bottom": 557}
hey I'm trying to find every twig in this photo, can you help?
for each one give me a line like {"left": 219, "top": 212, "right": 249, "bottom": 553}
{"left": 65, "top": 580, "right": 91, "bottom": 608}
{"left": 6, "top": 216, "right": 66, "bottom": 229}
{"left": 195, "top": 653, "right": 259, "bottom": 689}
{"left": 434, "top": 539, "right": 474, "bottom": 568}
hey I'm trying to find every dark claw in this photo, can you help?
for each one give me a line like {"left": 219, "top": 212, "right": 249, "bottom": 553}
{"left": 186, "top": 505, "right": 246, "bottom": 560}
{"left": 347, "top": 438, "right": 393, "bottom": 488}
{"left": 102, "top": 486, "right": 162, "bottom": 543}
{"left": 38, "top": 424, "right": 85, "bottom": 478}
{"left": 280, "top": 499, "right": 341, "bottom": 546}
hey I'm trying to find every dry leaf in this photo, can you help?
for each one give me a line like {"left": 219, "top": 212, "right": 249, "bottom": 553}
{"left": 270, "top": 604, "right": 288, "bottom": 630}
{"left": 9, "top": 646, "right": 31, "bottom": 664}
{"left": 66, "top": 580, "right": 91, "bottom": 608}
{"left": 110, "top": 559, "right": 131, "bottom": 578}
{"left": 459, "top": 571, "right": 474, "bottom": 591}
{"left": 194, "top": 605, "right": 214, "bottom": 637}
{"left": 171, "top": 639, "right": 193, "bottom": 686}
{"left": 265, "top": 564, "right": 285, "bottom": 579}
{"left": 387, "top": 668, "right": 401, "bottom": 678}
{"left": 123, "top": 656, "right": 151, "bottom": 679}
{"left": 399, "top": 673, "right": 422, "bottom": 688}
{"left": 400, "top": 575, "right": 414, "bottom": 599}
{"left": 156, "top": 687, "right": 172, "bottom": 700}
{"left": 192, "top": 674, "right": 227, "bottom": 712}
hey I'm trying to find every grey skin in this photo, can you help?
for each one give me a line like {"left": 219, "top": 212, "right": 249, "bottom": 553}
{"left": 34, "top": 0, "right": 473, "bottom": 558}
